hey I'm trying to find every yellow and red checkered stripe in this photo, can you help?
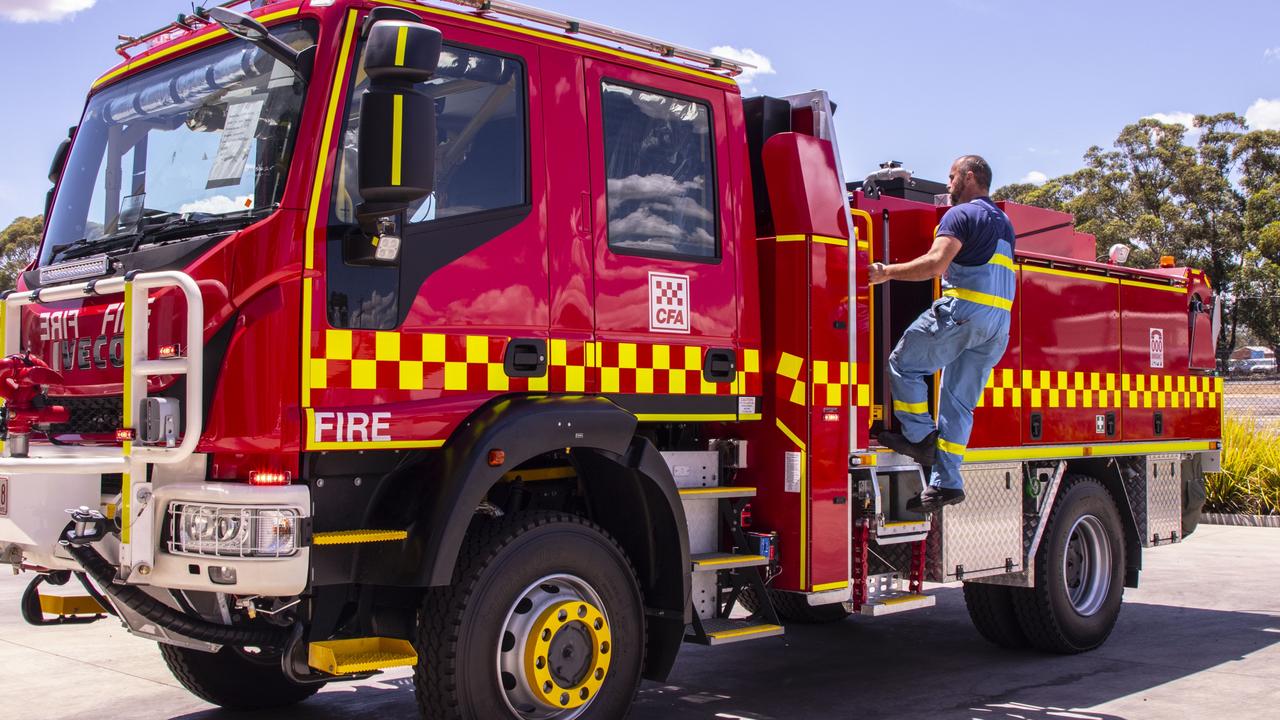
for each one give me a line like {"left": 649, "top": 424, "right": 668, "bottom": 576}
{"left": 976, "top": 370, "right": 1222, "bottom": 410}
{"left": 775, "top": 352, "right": 872, "bottom": 409}
{"left": 309, "top": 331, "right": 763, "bottom": 397}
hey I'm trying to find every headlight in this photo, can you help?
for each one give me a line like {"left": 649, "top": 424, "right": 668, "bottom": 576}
{"left": 169, "top": 503, "right": 301, "bottom": 558}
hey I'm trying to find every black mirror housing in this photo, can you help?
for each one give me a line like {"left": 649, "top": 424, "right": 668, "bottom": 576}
{"left": 364, "top": 20, "right": 443, "bottom": 83}
{"left": 355, "top": 18, "right": 444, "bottom": 238}
{"left": 357, "top": 88, "right": 436, "bottom": 205}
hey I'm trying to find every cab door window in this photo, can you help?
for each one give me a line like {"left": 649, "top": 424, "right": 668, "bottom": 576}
{"left": 601, "top": 82, "right": 718, "bottom": 261}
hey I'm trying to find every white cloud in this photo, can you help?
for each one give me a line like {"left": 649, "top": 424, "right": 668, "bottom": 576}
{"left": 178, "top": 195, "right": 254, "bottom": 215}
{"left": 1266, "top": 47, "right": 1280, "bottom": 62}
{"left": 1245, "top": 98, "right": 1280, "bottom": 131}
{"left": 710, "top": 46, "right": 775, "bottom": 87}
{"left": 1145, "top": 111, "right": 1196, "bottom": 128}
{"left": 1020, "top": 171, "right": 1048, "bottom": 186}
{"left": 0, "top": 0, "right": 96, "bottom": 23}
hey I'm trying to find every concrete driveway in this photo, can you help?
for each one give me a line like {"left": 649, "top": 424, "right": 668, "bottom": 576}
{"left": 2, "top": 525, "right": 1277, "bottom": 720}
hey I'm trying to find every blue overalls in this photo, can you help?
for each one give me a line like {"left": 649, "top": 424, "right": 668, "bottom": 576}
{"left": 887, "top": 213, "right": 1016, "bottom": 490}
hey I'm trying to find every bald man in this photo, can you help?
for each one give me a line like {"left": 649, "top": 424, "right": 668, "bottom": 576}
{"left": 868, "top": 155, "right": 1017, "bottom": 512}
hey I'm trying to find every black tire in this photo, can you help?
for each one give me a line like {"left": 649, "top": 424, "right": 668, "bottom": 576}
{"left": 962, "top": 582, "right": 1029, "bottom": 649}
{"left": 1012, "top": 476, "right": 1126, "bottom": 654}
{"left": 159, "top": 644, "right": 321, "bottom": 710}
{"left": 741, "top": 587, "right": 850, "bottom": 624}
{"left": 416, "top": 512, "right": 645, "bottom": 720}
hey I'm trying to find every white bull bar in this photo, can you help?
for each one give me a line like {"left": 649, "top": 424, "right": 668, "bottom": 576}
{"left": 0, "top": 270, "right": 204, "bottom": 579}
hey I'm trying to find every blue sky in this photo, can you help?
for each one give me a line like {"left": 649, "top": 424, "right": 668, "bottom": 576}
{"left": 1, "top": 0, "right": 1277, "bottom": 226}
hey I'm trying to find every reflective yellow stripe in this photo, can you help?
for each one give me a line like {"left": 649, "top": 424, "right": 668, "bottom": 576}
{"left": 1121, "top": 279, "right": 1186, "bottom": 295}
{"left": 635, "top": 413, "right": 737, "bottom": 422}
{"left": 391, "top": 94, "right": 404, "bottom": 186}
{"left": 811, "top": 580, "right": 848, "bottom": 592}
{"left": 965, "top": 439, "right": 1219, "bottom": 463}
{"left": 988, "top": 253, "right": 1015, "bottom": 271}
{"left": 775, "top": 234, "right": 807, "bottom": 243}
{"left": 1023, "top": 264, "right": 1119, "bottom": 284}
{"left": 813, "top": 235, "right": 849, "bottom": 247}
{"left": 943, "top": 288, "right": 1013, "bottom": 311}
{"left": 706, "top": 623, "right": 784, "bottom": 640}
{"left": 893, "top": 399, "right": 929, "bottom": 414}
{"left": 937, "top": 438, "right": 966, "bottom": 456}
{"left": 394, "top": 25, "right": 409, "bottom": 66}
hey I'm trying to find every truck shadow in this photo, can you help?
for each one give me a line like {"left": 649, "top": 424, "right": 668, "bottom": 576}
{"left": 171, "top": 587, "right": 1279, "bottom": 720}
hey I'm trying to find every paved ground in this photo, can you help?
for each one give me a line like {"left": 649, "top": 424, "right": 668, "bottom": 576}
{"left": 1, "top": 525, "right": 1277, "bottom": 720}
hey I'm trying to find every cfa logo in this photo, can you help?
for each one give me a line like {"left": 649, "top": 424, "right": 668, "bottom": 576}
{"left": 314, "top": 412, "right": 392, "bottom": 443}
{"left": 1149, "top": 328, "right": 1164, "bottom": 369}
{"left": 649, "top": 272, "right": 690, "bottom": 334}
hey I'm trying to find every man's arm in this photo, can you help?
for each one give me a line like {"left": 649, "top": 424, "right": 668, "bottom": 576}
{"left": 868, "top": 234, "right": 962, "bottom": 285}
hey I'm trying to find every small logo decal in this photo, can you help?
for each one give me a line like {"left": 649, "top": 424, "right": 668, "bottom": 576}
{"left": 649, "top": 272, "right": 690, "bottom": 334}
{"left": 1149, "top": 328, "right": 1164, "bottom": 369}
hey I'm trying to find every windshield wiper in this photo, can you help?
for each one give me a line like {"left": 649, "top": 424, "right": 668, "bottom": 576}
{"left": 54, "top": 207, "right": 273, "bottom": 263}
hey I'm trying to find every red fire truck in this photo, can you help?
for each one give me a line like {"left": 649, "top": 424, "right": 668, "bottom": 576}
{"left": 0, "top": 1, "right": 1222, "bottom": 717}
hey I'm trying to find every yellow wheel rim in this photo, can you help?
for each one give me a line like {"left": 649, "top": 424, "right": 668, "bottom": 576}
{"left": 523, "top": 599, "right": 612, "bottom": 709}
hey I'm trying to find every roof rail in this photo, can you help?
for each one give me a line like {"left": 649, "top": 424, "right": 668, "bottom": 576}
{"left": 113, "top": 0, "right": 283, "bottom": 60}
{"left": 423, "top": 0, "right": 749, "bottom": 77}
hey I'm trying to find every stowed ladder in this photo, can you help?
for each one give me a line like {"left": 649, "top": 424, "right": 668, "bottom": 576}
{"left": 851, "top": 459, "right": 936, "bottom": 616}
{"left": 667, "top": 450, "right": 782, "bottom": 646}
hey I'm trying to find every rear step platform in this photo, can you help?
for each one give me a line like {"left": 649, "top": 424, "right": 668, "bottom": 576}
{"left": 686, "top": 618, "right": 784, "bottom": 646}
{"left": 858, "top": 592, "right": 936, "bottom": 617}
{"left": 690, "top": 552, "right": 769, "bottom": 571}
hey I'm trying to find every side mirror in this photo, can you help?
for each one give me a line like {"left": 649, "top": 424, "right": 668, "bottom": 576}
{"left": 49, "top": 126, "right": 75, "bottom": 185}
{"left": 1107, "top": 243, "right": 1131, "bottom": 265}
{"left": 352, "top": 18, "right": 443, "bottom": 263}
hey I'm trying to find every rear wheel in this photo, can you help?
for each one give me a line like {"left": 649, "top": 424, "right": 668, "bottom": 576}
{"left": 160, "top": 644, "right": 322, "bottom": 710}
{"left": 1013, "top": 476, "right": 1126, "bottom": 653}
{"left": 415, "top": 512, "right": 645, "bottom": 720}
{"left": 962, "top": 582, "right": 1028, "bottom": 649}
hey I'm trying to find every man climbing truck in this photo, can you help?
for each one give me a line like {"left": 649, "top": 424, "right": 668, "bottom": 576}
{"left": 0, "top": 1, "right": 1222, "bottom": 719}
{"left": 871, "top": 155, "right": 1018, "bottom": 513}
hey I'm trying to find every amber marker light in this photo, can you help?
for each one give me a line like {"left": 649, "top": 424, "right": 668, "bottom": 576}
{"left": 487, "top": 449, "right": 506, "bottom": 467}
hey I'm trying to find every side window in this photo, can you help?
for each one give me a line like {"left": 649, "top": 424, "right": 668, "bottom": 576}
{"left": 601, "top": 82, "right": 718, "bottom": 260}
{"left": 333, "top": 44, "right": 528, "bottom": 225}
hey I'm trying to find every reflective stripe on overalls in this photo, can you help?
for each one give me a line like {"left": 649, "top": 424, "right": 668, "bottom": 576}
{"left": 887, "top": 233, "right": 1016, "bottom": 490}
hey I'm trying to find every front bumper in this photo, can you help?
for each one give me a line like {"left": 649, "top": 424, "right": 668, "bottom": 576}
{"left": 0, "top": 468, "right": 312, "bottom": 597}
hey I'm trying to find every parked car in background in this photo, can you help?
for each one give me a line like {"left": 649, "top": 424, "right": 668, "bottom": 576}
{"left": 1229, "top": 346, "right": 1278, "bottom": 374}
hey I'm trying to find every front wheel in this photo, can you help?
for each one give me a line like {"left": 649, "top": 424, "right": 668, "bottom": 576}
{"left": 1013, "top": 476, "right": 1126, "bottom": 653}
{"left": 415, "top": 512, "right": 645, "bottom": 720}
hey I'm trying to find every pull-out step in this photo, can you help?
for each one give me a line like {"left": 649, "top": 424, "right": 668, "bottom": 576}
{"left": 308, "top": 637, "right": 418, "bottom": 676}
{"left": 690, "top": 552, "right": 769, "bottom": 571}
{"left": 859, "top": 592, "right": 936, "bottom": 617}
{"left": 686, "top": 618, "right": 784, "bottom": 646}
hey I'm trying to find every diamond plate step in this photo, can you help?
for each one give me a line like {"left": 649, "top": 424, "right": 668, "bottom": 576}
{"left": 686, "top": 618, "right": 784, "bottom": 646}
{"left": 859, "top": 591, "right": 935, "bottom": 617}
{"left": 690, "top": 552, "right": 768, "bottom": 572}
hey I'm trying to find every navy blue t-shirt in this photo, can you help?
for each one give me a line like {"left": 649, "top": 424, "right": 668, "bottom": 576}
{"left": 936, "top": 197, "right": 1017, "bottom": 266}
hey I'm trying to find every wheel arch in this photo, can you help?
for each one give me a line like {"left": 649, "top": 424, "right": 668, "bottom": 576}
{"left": 379, "top": 395, "right": 690, "bottom": 681}
{"left": 1064, "top": 457, "right": 1142, "bottom": 588}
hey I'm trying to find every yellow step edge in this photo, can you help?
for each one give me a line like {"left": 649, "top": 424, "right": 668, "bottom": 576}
{"left": 881, "top": 521, "right": 928, "bottom": 529}
{"left": 39, "top": 595, "right": 106, "bottom": 617}
{"left": 879, "top": 594, "right": 929, "bottom": 606}
{"left": 691, "top": 553, "right": 768, "bottom": 568}
{"left": 308, "top": 638, "right": 418, "bottom": 675}
{"left": 707, "top": 623, "right": 784, "bottom": 640}
{"left": 678, "top": 486, "right": 757, "bottom": 498}
{"left": 312, "top": 529, "right": 408, "bottom": 546}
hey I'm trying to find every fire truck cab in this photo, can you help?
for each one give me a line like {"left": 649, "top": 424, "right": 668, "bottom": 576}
{"left": 0, "top": 1, "right": 1221, "bottom": 718}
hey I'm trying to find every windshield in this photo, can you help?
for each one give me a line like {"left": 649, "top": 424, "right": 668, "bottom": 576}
{"left": 41, "top": 23, "right": 315, "bottom": 267}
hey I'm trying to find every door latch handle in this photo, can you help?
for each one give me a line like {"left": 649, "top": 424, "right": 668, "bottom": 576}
{"left": 504, "top": 339, "right": 547, "bottom": 378}
{"left": 703, "top": 348, "right": 736, "bottom": 383}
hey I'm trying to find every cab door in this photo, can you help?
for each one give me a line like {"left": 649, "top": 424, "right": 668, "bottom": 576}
{"left": 584, "top": 59, "right": 740, "bottom": 417}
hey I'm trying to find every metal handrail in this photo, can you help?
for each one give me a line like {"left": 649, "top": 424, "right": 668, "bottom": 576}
{"left": 0, "top": 270, "right": 205, "bottom": 472}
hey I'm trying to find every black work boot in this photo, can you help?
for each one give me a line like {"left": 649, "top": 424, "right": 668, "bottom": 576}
{"left": 877, "top": 429, "right": 937, "bottom": 466}
{"left": 906, "top": 486, "right": 966, "bottom": 514}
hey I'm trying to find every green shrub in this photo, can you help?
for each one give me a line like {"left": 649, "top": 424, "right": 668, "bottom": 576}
{"left": 1205, "top": 417, "right": 1280, "bottom": 515}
